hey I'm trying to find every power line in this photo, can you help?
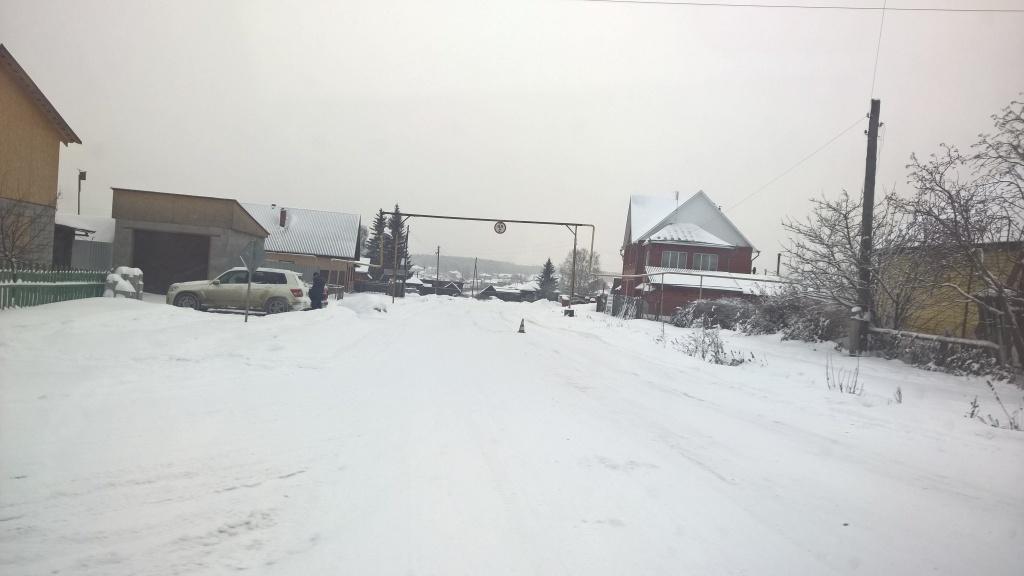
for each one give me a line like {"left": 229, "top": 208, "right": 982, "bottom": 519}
{"left": 725, "top": 115, "right": 865, "bottom": 212}
{"left": 869, "top": 0, "right": 887, "bottom": 97}
{"left": 572, "top": 0, "right": 1024, "bottom": 13}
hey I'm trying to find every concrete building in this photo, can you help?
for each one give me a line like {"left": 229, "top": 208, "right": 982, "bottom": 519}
{"left": 0, "top": 44, "right": 81, "bottom": 267}
{"left": 243, "top": 203, "right": 362, "bottom": 291}
{"left": 111, "top": 188, "right": 269, "bottom": 293}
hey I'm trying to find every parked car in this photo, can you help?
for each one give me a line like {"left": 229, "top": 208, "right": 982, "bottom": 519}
{"left": 167, "top": 267, "right": 311, "bottom": 313}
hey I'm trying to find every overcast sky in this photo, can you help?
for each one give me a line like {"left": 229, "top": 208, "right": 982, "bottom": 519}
{"left": 2, "top": 0, "right": 1021, "bottom": 270}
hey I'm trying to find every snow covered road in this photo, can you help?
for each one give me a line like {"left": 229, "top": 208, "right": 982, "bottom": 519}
{"left": 1, "top": 295, "right": 1022, "bottom": 575}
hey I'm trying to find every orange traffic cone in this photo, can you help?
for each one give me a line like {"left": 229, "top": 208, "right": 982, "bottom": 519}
{"left": 518, "top": 319, "right": 525, "bottom": 333}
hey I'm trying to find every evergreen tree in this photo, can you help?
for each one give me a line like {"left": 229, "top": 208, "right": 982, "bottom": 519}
{"left": 537, "top": 258, "right": 558, "bottom": 300}
{"left": 385, "top": 204, "right": 411, "bottom": 273}
{"left": 364, "top": 209, "right": 388, "bottom": 277}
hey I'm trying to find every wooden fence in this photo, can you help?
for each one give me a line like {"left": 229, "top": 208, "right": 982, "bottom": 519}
{"left": 0, "top": 268, "right": 108, "bottom": 310}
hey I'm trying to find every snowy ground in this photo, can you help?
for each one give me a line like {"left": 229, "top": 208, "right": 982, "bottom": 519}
{"left": 1, "top": 294, "right": 1022, "bottom": 575}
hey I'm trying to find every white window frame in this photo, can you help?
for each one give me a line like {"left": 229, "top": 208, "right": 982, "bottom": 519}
{"left": 694, "top": 253, "right": 719, "bottom": 271}
{"left": 660, "top": 251, "right": 686, "bottom": 269}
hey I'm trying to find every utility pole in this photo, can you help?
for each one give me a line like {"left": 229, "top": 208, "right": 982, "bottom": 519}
{"left": 435, "top": 246, "right": 440, "bottom": 296}
{"left": 849, "top": 98, "right": 881, "bottom": 356}
{"left": 472, "top": 257, "right": 478, "bottom": 298}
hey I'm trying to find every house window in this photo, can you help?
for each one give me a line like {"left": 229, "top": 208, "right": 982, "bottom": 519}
{"left": 694, "top": 253, "right": 719, "bottom": 271}
{"left": 660, "top": 251, "right": 686, "bottom": 269}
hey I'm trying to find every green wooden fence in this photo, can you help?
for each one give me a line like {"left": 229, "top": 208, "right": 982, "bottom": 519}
{"left": 0, "top": 268, "right": 108, "bottom": 310}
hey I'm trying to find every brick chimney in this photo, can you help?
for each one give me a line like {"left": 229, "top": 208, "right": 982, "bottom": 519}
{"left": 279, "top": 208, "right": 287, "bottom": 227}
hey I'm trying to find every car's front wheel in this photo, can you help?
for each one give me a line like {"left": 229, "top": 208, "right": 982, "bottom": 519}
{"left": 173, "top": 292, "right": 201, "bottom": 310}
{"left": 264, "top": 297, "right": 290, "bottom": 314}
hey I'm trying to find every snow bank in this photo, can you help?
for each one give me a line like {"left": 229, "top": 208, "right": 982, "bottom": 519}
{"left": 0, "top": 295, "right": 1021, "bottom": 575}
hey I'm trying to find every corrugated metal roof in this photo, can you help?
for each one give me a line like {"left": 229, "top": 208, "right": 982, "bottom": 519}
{"left": 647, "top": 223, "right": 733, "bottom": 247}
{"left": 243, "top": 203, "right": 361, "bottom": 260}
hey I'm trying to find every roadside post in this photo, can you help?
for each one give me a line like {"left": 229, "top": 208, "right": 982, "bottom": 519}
{"left": 240, "top": 241, "right": 260, "bottom": 323}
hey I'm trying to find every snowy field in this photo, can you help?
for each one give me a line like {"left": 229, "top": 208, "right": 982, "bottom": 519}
{"left": 1, "top": 294, "right": 1022, "bottom": 575}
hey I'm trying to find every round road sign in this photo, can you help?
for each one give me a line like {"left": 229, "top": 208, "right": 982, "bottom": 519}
{"left": 494, "top": 221, "right": 507, "bottom": 234}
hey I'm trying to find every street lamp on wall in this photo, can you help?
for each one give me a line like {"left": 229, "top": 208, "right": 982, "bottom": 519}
{"left": 77, "top": 170, "right": 87, "bottom": 215}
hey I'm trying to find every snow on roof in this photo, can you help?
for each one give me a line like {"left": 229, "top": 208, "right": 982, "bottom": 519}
{"left": 627, "top": 191, "right": 754, "bottom": 249}
{"left": 628, "top": 194, "right": 679, "bottom": 244}
{"left": 54, "top": 213, "right": 115, "bottom": 242}
{"left": 508, "top": 280, "right": 540, "bottom": 292}
{"left": 243, "top": 204, "right": 361, "bottom": 260}
{"left": 641, "top": 266, "right": 786, "bottom": 295}
{"left": 647, "top": 223, "right": 732, "bottom": 247}
{"left": 404, "top": 275, "right": 424, "bottom": 285}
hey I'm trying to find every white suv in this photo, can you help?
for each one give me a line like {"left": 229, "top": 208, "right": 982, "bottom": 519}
{"left": 166, "top": 267, "right": 311, "bottom": 313}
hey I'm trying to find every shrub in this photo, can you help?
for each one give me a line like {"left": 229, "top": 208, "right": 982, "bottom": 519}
{"left": 671, "top": 298, "right": 756, "bottom": 330}
{"left": 742, "top": 285, "right": 848, "bottom": 343}
{"left": 825, "top": 354, "right": 863, "bottom": 395}
{"left": 672, "top": 327, "right": 749, "bottom": 366}
{"left": 868, "top": 331, "right": 1013, "bottom": 381}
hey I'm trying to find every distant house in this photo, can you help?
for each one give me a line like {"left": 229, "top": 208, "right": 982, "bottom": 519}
{"left": 0, "top": 44, "right": 82, "bottom": 267}
{"left": 620, "top": 191, "right": 779, "bottom": 314}
{"left": 419, "top": 278, "right": 463, "bottom": 297}
{"left": 243, "top": 203, "right": 362, "bottom": 291}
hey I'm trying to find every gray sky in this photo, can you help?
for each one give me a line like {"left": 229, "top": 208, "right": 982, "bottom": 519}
{"left": 2, "top": 0, "right": 1021, "bottom": 270}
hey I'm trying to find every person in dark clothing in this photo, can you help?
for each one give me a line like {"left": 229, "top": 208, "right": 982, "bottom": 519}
{"left": 309, "top": 272, "right": 326, "bottom": 309}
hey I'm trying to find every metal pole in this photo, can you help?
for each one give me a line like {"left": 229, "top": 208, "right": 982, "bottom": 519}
{"left": 570, "top": 225, "right": 578, "bottom": 308}
{"left": 391, "top": 229, "right": 399, "bottom": 303}
{"left": 436, "top": 246, "right": 440, "bottom": 295}
{"left": 659, "top": 272, "right": 666, "bottom": 344}
{"left": 472, "top": 257, "right": 478, "bottom": 298}
{"left": 243, "top": 241, "right": 255, "bottom": 323}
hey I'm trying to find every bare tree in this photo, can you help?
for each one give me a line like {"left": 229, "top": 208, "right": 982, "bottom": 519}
{"left": 0, "top": 175, "right": 56, "bottom": 270}
{"left": 559, "top": 248, "right": 601, "bottom": 297}
{"left": 895, "top": 98, "right": 1024, "bottom": 365}
{"left": 782, "top": 190, "right": 943, "bottom": 330}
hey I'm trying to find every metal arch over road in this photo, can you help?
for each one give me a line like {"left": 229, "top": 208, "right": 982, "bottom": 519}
{"left": 384, "top": 211, "right": 597, "bottom": 305}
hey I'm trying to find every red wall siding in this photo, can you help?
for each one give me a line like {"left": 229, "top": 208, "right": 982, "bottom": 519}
{"left": 619, "top": 241, "right": 754, "bottom": 297}
{"left": 642, "top": 243, "right": 752, "bottom": 274}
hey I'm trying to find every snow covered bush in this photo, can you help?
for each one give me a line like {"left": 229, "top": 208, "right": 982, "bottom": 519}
{"left": 742, "top": 286, "right": 848, "bottom": 343}
{"left": 673, "top": 327, "right": 749, "bottom": 366}
{"left": 670, "top": 298, "right": 755, "bottom": 330}
{"left": 868, "top": 331, "right": 1014, "bottom": 381}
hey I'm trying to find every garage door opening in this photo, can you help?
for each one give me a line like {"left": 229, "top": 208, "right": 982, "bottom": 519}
{"left": 132, "top": 230, "right": 210, "bottom": 294}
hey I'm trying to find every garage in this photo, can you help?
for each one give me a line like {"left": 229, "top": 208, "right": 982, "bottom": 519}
{"left": 111, "top": 188, "right": 269, "bottom": 295}
{"left": 132, "top": 230, "right": 210, "bottom": 294}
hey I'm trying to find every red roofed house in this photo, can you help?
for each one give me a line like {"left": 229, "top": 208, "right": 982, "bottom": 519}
{"left": 620, "top": 191, "right": 777, "bottom": 316}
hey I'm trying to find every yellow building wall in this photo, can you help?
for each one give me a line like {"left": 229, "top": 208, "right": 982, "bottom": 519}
{"left": 900, "top": 248, "right": 1020, "bottom": 338}
{"left": 0, "top": 63, "right": 61, "bottom": 207}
